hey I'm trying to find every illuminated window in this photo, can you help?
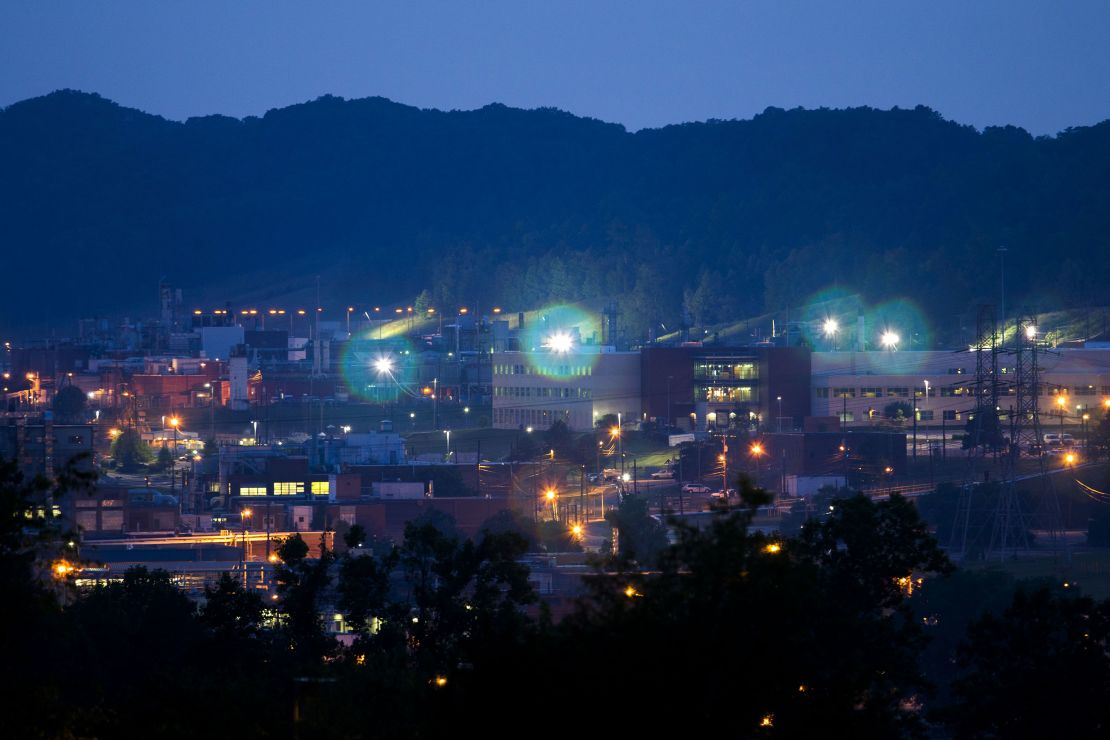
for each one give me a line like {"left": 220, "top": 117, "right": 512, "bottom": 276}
{"left": 887, "top": 387, "right": 909, "bottom": 398}
{"left": 239, "top": 486, "right": 267, "bottom": 496}
{"left": 274, "top": 482, "right": 304, "bottom": 496}
{"left": 833, "top": 387, "right": 856, "bottom": 399}
{"left": 860, "top": 387, "right": 881, "bottom": 398}
{"left": 311, "top": 481, "right": 330, "bottom": 496}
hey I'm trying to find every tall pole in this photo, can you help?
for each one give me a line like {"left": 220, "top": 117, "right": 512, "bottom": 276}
{"left": 617, "top": 412, "right": 624, "bottom": 478}
{"left": 171, "top": 422, "right": 177, "bottom": 494}
{"left": 913, "top": 395, "right": 918, "bottom": 462}
{"left": 998, "top": 246, "right": 1008, "bottom": 346}
{"left": 666, "top": 375, "right": 673, "bottom": 429}
{"left": 721, "top": 435, "right": 728, "bottom": 495}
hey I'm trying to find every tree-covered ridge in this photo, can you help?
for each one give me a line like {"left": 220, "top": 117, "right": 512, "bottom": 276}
{"left": 2, "top": 90, "right": 1109, "bottom": 337}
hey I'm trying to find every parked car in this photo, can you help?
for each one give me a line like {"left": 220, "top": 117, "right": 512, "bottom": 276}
{"left": 682, "top": 483, "right": 712, "bottom": 494}
{"left": 650, "top": 469, "right": 675, "bottom": 480}
{"left": 1061, "top": 433, "right": 1076, "bottom": 446}
{"left": 1043, "top": 433, "right": 1062, "bottom": 447}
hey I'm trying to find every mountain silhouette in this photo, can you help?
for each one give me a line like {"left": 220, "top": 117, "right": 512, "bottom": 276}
{"left": 2, "top": 90, "right": 1108, "bottom": 339}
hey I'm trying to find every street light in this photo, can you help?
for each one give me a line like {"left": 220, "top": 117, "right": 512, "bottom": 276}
{"left": 167, "top": 417, "right": 180, "bottom": 495}
{"left": 881, "top": 330, "right": 900, "bottom": 350}
{"left": 545, "top": 488, "right": 557, "bottom": 520}
{"left": 750, "top": 443, "right": 764, "bottom": 484}
{"left": 822, "top": 318, "right": 839, "bottom": 350}
{"left": 545, "top": 331, "right": 573, "bottom": 353}
{"left": 374, "top": 356, "right": 394, "bottom": 375}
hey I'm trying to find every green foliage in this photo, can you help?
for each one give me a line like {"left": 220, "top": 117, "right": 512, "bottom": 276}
{"left": 111, "top": 427, "right": 152, "bottom": 471}
{"left": 884, "top": 400, "right": 914, "bottom": 420}
{"left": 604, "top": 494, "right": 668, "bottom": 566}
{"left": 944, "top": 587, "right": 1110, "bottom": 736}
{"left": 962, "top": 407, "right": 1006, "bottom": 450}
{"left": 507, "top": 430, "right": 541, "bottom": 461}
{"left": 542, "top": 419, "right": 574, "bottom": 459}
{"left": 275, "top": 533, "right": 336, "bottom": 663}
{"left": 200, "top": 572, "right": 264, "bottom": 640}
{"left": 155, "top": 444, "right": 173, "bottom": 470}
{"left": 535, "top": 520, "right": 583, "bottom": 553}
{"left": 7, "top": 94, "right": 1110, "bottom": 341}
{"left": 52, "top": 384, "right": 87, "bottom": 423}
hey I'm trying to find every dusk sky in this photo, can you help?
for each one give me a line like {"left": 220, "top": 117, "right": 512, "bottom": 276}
{"left": 2, "top": 1, "right": 1109, "bottom": 134}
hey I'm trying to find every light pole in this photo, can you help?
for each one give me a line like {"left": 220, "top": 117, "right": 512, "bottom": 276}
{"left": 823, "top": 317, "right": 839, "bottom": 352}
{"left": 545, "top": 488, "right": 557, "bottom": 521}
{"left": 615, "top": 413, "right": 624, "bottom": 478}
{"left": 776, "top": 396, "right": 783, "bottom": 433}
{"left": 750, "top": 443, "right": 764, "bottom": 487}
{"left": 240, "top": 507, "right": 252, "bottom": 588}
{"left": 168, "top": 416, "right": 180, "bottom": 494}
{"left": 445, "top": 429, "right": 451, "bottom": 462}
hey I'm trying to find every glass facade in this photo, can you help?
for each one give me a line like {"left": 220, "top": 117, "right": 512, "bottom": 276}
{"left": 695, "top": 385, "right": 755, "bottom": 403}
{"left": 693, "top": 361, "right": 757, "bottom": 381}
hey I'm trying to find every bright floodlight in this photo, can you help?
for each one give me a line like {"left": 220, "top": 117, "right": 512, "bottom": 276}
{"left": 822, "top": 318, "right": 839, "bottom": 337}
{"left": 546, "top": 331, "right": 574, "bottom": 353}
{"left": 880, "top": 330, "right": 900, "bottom": 350}
{"left": 1025, "top": 325, "right": 1038, "bottom": 340}
{"left": 373, "top": 356, "right": 394, "bottom": 375}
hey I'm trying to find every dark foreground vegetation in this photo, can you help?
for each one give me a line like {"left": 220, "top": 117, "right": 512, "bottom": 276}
{"left": 3, "top": 458, "right": 1108, "bottom": 739}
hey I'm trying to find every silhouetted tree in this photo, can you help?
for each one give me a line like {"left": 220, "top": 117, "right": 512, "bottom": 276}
{"left": 52, "top": 384, "right": 87, "bottom": 423}
{"left": 111, "top": 427, "right": 152, "bottom": 470}
{"left": 945, "top": 587, "right": 1110, "bottom": 737}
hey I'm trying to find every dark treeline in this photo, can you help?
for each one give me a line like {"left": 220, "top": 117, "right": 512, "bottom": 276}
{"left": 5, "top": 459, "right": 1110, "bottom": 738}
{"left": 3, "top": 92, "right": 1110, "bottom": 337}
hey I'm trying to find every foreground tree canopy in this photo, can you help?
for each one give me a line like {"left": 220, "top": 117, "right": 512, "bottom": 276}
{"left": 2, "top": 459, "right": 1109, "bottom": 738}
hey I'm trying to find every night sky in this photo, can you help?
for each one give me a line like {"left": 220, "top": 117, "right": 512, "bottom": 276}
{"left": 2, "top": 0, "right": 1109, "bottom": 134}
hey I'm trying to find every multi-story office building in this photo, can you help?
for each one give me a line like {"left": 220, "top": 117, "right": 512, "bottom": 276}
{"left": 492, "top": 347, "right": 641, "bottom": 432}
{"left": 640, "top": 346, "right": 812, "bottom": 432}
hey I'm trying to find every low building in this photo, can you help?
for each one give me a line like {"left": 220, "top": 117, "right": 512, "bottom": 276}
{"left": 810, "top": 349, "right": 1110, "bottom": 432}
{"left": 492, "top": 347, "right": 641, "bottom": 432}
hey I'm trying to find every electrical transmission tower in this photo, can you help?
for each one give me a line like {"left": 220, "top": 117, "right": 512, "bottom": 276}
{"left": 950, "top": 305, "right": 1000, "bottom": 559}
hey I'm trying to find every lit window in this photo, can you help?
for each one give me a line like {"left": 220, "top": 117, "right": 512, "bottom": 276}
{"left": 240, "top": 486, "right": 267, "bottom": 496}
{"left": 311, "top": 481, "right": 330, "bottom": 496}
{"left": 274, "top": 482, "right": 304, "bottom": 496}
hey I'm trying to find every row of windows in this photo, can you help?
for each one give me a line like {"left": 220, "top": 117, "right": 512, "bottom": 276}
{"left": 818, "top": 385, "right": 1110, "bottom": 399}
{"left": 494, "top": 386, "right": 592, "bottom": 399}
{"left": 493, "top": 408, "right": 571, "bottom": 426}
{"left": 693, "top": 362, "right": 757, "bottom": 381}
{"left": 694, "top": 385, "right": 755, "bottom": 403}
{"left": 837, "top": 409, "right": 958, "bottom": 423}
{"left": 493, "top": 364, "right": 593, "bottom": 377}
{"left": 238, "top": 481, "right": 330, "bottom": 497}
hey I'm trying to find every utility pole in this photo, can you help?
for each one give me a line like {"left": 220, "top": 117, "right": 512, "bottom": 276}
{"left": 721, "top": 434, "right": 728, "bottom": 495}
{"left": 998, "top": 246, "right": 1008, "bottom": 345}
{"left": 617, "top": 412, "right": 624, "bottom": 478}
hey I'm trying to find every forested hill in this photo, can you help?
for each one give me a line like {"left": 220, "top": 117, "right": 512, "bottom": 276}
{"left": 2, "top": 90, "right": 1109, "bottom": 339}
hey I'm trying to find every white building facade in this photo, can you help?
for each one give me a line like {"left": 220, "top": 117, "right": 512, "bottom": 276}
{"left": 811, "top": 349, "right": 1110, "bottom": 431}
{"left": 492, "top": 348, "right": 641, "bottom": 432}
